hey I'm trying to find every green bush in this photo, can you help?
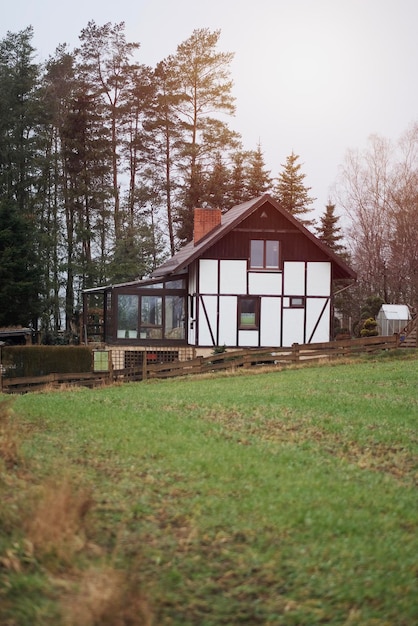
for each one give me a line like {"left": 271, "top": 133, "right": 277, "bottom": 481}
{"left": 360, "top": 317, "right": 378, "bottom": 337}
{"left": 1, "top": 346, "right": 92, "bottom": 378}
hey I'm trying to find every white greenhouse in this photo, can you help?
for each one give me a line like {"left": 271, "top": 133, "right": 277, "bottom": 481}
{"left": 376, "top": 304, "right": 410, "bottom": 336}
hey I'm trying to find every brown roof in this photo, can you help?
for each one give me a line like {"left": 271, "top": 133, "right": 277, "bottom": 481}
{"left": 151, "top": 194, "right": 356, "bottom": 281}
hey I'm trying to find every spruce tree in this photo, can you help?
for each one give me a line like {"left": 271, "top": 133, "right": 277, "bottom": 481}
{"left": 316, "top": 202, "right": 346, "bottom": 254}
{"left": 0, "top": 202, "right": 40, "bottom": 327}
{"left": 274, "top": 152, "right": 315, "bottom": 226}
{"left": 246, "top": 143, "right": 272, "bottom": 198}
{"left": 205, "top": 152, "right": 231, "bottom": 210}
{"left": 229, "top": 150, "right": 248, "bottom": 207}
{"left": 0, "top": 28, "right": 42, "bottom": 327}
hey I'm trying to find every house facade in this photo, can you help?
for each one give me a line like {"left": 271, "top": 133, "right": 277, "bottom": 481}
{"left": 83, "top": 195, "right": 356, "bottom": 359}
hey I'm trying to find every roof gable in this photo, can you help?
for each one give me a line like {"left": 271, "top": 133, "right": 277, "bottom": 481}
{"left": 151, "top": 194, "right": 356, "bottom": 280}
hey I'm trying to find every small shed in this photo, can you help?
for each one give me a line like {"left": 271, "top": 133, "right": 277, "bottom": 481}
{"left": 0, "top": 327, "right": 32, "bottom": 345}
{"left": 376, "top": 305, "right": 410, "bottom": 336}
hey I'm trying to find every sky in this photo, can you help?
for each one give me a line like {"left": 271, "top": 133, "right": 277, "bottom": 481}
{"left": 3, "top": 0, "right": 418, "bottom": 219}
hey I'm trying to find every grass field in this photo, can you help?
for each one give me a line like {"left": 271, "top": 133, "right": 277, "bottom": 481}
{"left": 1, "top": 351, "right": 417, "bottom": 625}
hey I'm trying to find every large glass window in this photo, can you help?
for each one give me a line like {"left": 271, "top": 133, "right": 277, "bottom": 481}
{"left": 250, "top": 240, "right": 280, "bottom": 269}
{"left": 140, "top": 296, "right": 163, "bottom": 339}
{"left": 116, "top": 287, "right": 186, "bottom": 342}
{"left": 238, "top": 297, "right": 260, "bottom": 329}
{"left": 117, "top": 295, "right": 139, "bottom": 339}
{"left": 165, "top": 296, "right": 185, "bottom": 340}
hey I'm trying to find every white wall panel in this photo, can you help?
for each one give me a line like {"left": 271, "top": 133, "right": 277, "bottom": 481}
{"left": 218, "top": 296, "right": 237, "bottom": 346}
{"left": 220, "top": 260, "right": 247, "bottom": 294}
{"left": 238, "top": 330, "right": 259, "bottom": 347}
{"left": 283, "top": 262, "right": 305, "bottom": 295}
{"left": 198, "top": 295, "right": 217, "bottom": 345}
{"left": 199, "top": 259, "right": 218, "bottom": 293}
{"left": 248, "top": 272, "right": 282, "bottom": 295}
{"left": 260, "top": 297, "right": 281, "bottom": 346}
{"left": 307, "top": 262, "right": 331, "bottom": 296}
{"left": 282, "top": 308, "right": 305, "bottom": 346}
{"left": 306, "top": 298, "right": 330, "bottom": 343}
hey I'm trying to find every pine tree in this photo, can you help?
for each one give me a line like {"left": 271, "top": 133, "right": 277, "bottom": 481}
{"left": 170, "top": 28, "right": 239, "bottom": 243}
{"left": 77, "top": 21, "right": 140, "bottom": 241}
{"left": 274, "top": 152, "right": 315, "bottom": 226}
{"left": 149, "top": 59, "right": 184, "bottom": 255}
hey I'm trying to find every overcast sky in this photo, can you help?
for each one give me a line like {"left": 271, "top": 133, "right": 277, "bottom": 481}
{"left": 3, "top": 0, "right": 418, "bottom": 218}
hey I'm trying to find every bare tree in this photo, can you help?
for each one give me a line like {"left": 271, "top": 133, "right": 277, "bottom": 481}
{"left": 388, "top": 123, "right": 418, "bottom": 305}
{"left": 337, "top": 134, "right": 393, "bottom": 301}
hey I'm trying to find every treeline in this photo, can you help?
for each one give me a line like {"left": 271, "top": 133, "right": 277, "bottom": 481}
{"left": 1, "top": 23, "right": 312, "bottom": 338}
{"left": 0, "top": 23, "right": 417, "bottom": 341}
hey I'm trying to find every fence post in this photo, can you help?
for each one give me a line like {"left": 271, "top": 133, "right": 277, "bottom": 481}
{"left": 292, "top": 343, "right": 300, "bottom": 364}
{"left": 108, "top": 350, "right": 113, "bottom": 384}
{"left": 142, "top": 351, "right": 148, "bottom": 381}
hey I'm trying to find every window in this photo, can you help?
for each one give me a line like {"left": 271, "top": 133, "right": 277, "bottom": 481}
{"left": 164, "top": 296, "right": 185, "bottom": 340}
{"left": 250, "top": 240, "right": 264, "bottom": 268}
{"left": 250, "top": 240, "right": 280, "bottom": 269}
{"left": 238, "top": 297, "right": 260, "bottom": 329}
{"left": 117, "top": 295, "right": 139, "bottom": 338}
{"left": 290, "top": 297, "right": 305, "bottom": 308}
{"left": 116, "top": 291, "right": 186, "bottom": 342}
{"left": 140, "top": 295, "right": 163, "bottom": 339}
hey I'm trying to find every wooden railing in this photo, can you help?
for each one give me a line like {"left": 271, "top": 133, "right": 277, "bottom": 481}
{"left": 400, "top": 313, "right": 417, "bottom": 339}
{"left": 0, "top": 335, "right": 400, "bottom": 394}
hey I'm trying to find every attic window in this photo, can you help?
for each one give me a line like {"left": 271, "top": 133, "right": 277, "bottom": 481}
{"left": 250, "top": 240, "right": 280, "bottom": 269}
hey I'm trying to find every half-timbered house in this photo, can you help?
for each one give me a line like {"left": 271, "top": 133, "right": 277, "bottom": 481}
{"left": 83, "top": 194, "right": 356, "bottom": 362}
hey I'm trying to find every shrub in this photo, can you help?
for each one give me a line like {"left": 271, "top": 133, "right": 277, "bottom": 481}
{"left": 360, "top": 317, "right": 378, "bottom": 337}
{"left": 2, "top": 346, "right": 92, "bottom": 378}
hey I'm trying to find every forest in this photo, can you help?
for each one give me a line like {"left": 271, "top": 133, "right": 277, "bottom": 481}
{"left": 0, "top": 22, "right": 417, "bottom": 342}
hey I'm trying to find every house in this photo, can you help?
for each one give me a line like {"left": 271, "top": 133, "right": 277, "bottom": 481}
{"left": 83, "top": 194, "right": 356, "bottom": 363}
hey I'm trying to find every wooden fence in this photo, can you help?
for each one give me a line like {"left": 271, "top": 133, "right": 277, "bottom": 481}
{"left": 0, "top": 335, "right": 400, "bottom": 394}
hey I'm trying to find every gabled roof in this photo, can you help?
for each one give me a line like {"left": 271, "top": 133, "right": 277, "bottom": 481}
{"left": 151, "top": 194, "right": 356, "bottom": 280}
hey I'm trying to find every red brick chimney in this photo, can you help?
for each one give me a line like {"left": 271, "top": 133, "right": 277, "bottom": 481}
{"left": 193, "top": 207, "right": 222, "bottom": 245}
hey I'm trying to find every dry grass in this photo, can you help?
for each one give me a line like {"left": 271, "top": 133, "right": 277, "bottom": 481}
{"left": 0, "top": 400, "right": 154, "bottom": 625}
{"left": 0, "top": 399, "right": 21, "bottom": 469}
{"left": 25, "top": 477, "right": 94, "bottom": 564}
{"left": 61, "top": 565, "right": 153, "bottom": 626}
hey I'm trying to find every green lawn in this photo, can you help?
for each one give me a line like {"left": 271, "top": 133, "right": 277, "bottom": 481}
{"left": 1, "top": 352, "right": 417, "bottom": 625}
